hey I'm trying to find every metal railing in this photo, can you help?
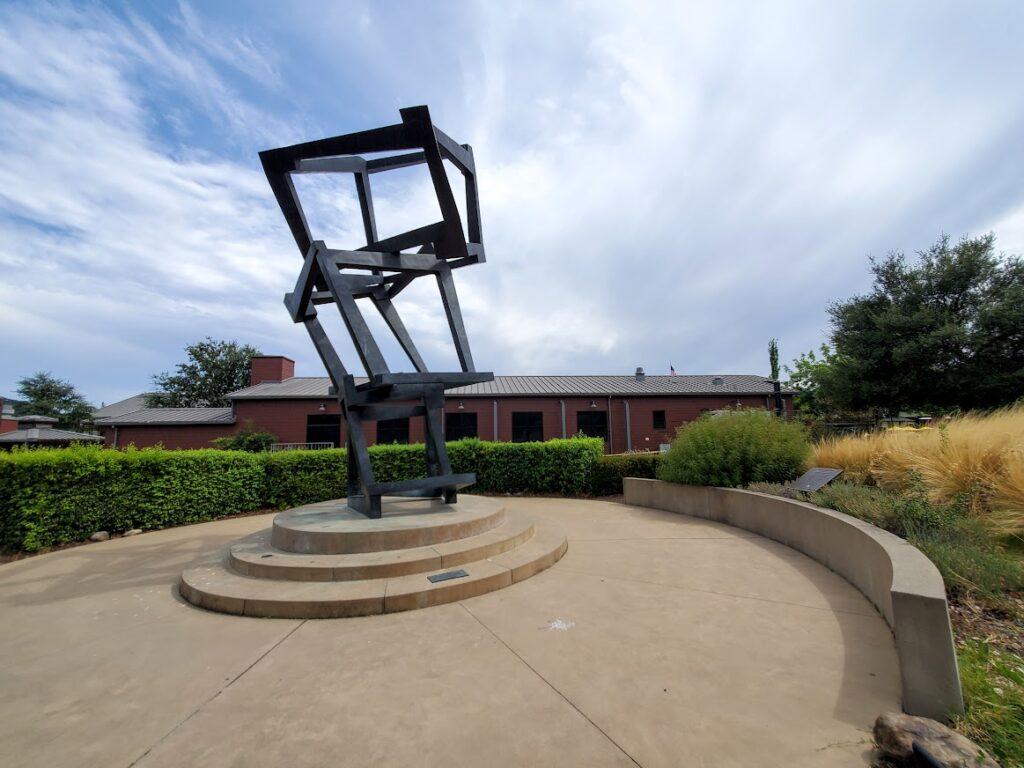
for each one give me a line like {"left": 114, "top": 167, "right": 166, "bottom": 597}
{"left": 269, "top": 442, "right": 335, "bottom": 452}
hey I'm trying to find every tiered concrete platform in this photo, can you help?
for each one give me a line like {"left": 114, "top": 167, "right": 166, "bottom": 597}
{"left": 180, "top": 496, "right": 567, "bottom": 618}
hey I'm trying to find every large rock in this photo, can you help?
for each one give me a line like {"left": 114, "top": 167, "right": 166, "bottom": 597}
{"left": 874, "top": 712, "right": 1000, "bottom": 767}
{"left": 88, "top": 531, "right": 110, "bottom": 542}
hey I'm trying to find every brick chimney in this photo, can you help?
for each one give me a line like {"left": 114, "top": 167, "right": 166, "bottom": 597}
{"left": 249, "top": 356, "right": 295, "bottom": 386}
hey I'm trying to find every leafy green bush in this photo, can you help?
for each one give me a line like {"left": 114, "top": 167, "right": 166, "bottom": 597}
{"left": 590, "top": 452, "right": 662, "bottom": 496}
{"left": 0, "top": 437, "right": 607, "bottom": 551}
{"left": 260, "top": 449, "right": 348, "bottom": 508}
{"left": 210, "top": 421, "right": 277, "bottom": 452}
{"left": 0, "top": 446, "right": 264, "bottom": 551}
{"left": 657, "top": 410, "right": 809, "bottom": 487}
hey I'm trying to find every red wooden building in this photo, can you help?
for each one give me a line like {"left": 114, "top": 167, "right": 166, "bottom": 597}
{"left": 94, "top": 356, "right": 792, "bottom": 453}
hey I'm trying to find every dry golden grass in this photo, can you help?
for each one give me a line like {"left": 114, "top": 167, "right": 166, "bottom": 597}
{"left": 812, "top": 405, "right": 1024, "bottom": 534}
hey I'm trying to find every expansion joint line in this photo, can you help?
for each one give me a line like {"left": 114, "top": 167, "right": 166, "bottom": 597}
{"left": 126, "top": 619, "right": 307, "bottom": 767}
{"left": 459, "top": 603, "right": 643, "bottom": 768}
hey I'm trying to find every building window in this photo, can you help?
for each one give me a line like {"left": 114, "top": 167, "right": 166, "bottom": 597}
{"left": 653, "top": 410, "right": 666, "bottom": 430}
{"left": 446, "top": 411, "right": 478, "bottom": 441}
{"left": 306, "top": 414, "right": 341, "bottom": 447}
{"left": 576, "top": 411, "right": 608, "bottom": 441}
{"left": 511, "top": 412, "right": 543, "bottom": 442}
{"left": 376, "top": 417, "right": 409, "bottom": 444}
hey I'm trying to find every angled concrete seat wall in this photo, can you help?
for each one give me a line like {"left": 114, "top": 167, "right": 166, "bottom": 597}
{"left": 623, "top": 478, "right": 963, "bottom": 722}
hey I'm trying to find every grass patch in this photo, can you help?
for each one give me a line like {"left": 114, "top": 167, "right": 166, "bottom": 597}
{"left": 955, "top": 639, "right": 1024, "bottom": 767}
{"left": 811, "top": 404, "right": 1024, "bottom": 534}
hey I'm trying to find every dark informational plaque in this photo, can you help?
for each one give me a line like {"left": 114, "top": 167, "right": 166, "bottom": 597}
{"left": 790, "top": 467, "right": 842, "bottom": 493}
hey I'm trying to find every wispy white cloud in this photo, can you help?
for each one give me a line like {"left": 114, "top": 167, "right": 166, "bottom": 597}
{"left": 1, "top": 0, "right": 1023, "bottom": 404}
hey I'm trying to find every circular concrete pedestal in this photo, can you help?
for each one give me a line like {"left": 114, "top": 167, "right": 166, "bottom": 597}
{"left": 180, "top": 495, "right": 566, "bottom": 618}
{"left": 271, "top": 496, "right": 506, "bottom": 554}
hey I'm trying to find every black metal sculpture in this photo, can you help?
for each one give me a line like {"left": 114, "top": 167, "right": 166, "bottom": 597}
{"left": 260, "top": 106, "right": 493, "bottom": 517}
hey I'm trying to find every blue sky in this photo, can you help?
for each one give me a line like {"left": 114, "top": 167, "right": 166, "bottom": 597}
{"left": 2, "top": 1, "right": 1023, "bottom": 406}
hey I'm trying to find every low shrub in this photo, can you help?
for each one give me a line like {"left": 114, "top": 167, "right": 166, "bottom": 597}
{"left": 210, "top": 421, "right": 277, "bottom": 452}
{"left": 260, "top": 449, "right": 348, "bottom": 508}
{"left": 0, "top": 437, "right": 607, "bottom": 551}
{"left": 658, "top": 410, "right": 809, "bottom": 488}
{"left": 0, "top": 446, "right": 265, "bottom": 551}
{"left": 590, "top": 452, "right": 662, "bottom": 496}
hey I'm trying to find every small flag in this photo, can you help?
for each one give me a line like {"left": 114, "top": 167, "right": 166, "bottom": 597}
{"left": 670, "top": 364, "right": 676, "bottom": 375}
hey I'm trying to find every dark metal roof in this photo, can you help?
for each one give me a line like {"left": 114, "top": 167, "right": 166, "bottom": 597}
{"left": 0, "top": 427, "right": 103, "bottom": 444}
{"left": 15, "top": 414, "right": 58, "bottom": 424}
{"left": 94, "top": 408, "right": 235, "bottom": 426}
{"left": 92, "top": 394, "right": 153, "bottom": 420}
{"left": 228, "top": 375, "right": 790, "bottom": 399}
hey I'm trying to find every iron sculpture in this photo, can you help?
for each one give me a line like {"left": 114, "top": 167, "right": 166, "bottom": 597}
{"left": 260, "top": 106, "right": 493, "bottom": 518}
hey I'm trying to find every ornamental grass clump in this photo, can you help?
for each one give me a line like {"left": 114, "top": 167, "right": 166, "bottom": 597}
{"left": 812, "top": 405, "right": 1024, "bottom": 534}
{"left": 657, "top": 409, "right": 809, "bottom": 488}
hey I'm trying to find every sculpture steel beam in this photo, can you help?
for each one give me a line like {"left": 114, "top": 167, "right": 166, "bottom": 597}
{"left": 260, "top": 106, "right": 493, "bottom": 518}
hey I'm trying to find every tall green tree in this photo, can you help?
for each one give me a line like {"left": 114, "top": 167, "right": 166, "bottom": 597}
{"left": 784, "top": 345, "right": 852, "bottom": 420}
{"left": 16, "top": 372, "right": 93, "bottom": 430}
{"left": 768, "top": 338, "right": 780, "bottom": 381}
{"left": 825, "top": 233, "right": 1023, "bottom": 414}
{"left": 148, "top": 338, "right": 261, "bottom": 408}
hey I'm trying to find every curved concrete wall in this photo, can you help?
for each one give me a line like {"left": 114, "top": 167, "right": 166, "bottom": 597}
{"left": 623, "top": 478, "right": 964, "bottom": 722}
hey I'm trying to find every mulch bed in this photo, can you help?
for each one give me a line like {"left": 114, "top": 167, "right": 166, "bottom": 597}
{"left": 950, "top": 594, "right": 1024, "bottom": 656}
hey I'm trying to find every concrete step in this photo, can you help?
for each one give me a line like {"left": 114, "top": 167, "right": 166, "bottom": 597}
{"left": 179, "top": 515, "right": 567, "bottom": 619}
{"left": 271, "top": 495, "right": 505, "bottom": 554}
{"left": 229, "top": 511, "right": 535, "bottom": 582}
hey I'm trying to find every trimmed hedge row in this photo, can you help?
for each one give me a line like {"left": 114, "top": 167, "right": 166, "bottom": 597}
{"left": 590, "top": 452, "right": 662, "bottom": 496}
{"left": 0, "top": 438, "right": 607, "bottom": 551}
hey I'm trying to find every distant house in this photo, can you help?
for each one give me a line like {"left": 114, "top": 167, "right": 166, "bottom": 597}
{"left": 0, "top": 399, "right": 17, "bottom": 434}
{"left": 91, "top": 393, "right": 154, "bottom": 421}
{"left": 93, "top": 355, "right": 795, "bottom": 452}
{"left": 0, "top": 415, "right": 104, "bottom": 449}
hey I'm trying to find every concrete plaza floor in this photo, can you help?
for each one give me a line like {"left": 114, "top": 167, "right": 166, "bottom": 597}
{"left": 0, "top": 497, "right": 899, "bottom": 767}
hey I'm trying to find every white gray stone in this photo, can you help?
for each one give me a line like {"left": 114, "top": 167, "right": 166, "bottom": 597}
{"left": 89, "top": 531, "right": 110, "bottom": 542}
{"left": 124, "top": 529, "right": 142, "bottom": 537}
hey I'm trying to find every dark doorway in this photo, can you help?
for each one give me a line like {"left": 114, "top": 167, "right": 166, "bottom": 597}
{"left": 376, "top": 417, "right": 410, "bottom": 445}
{"left": 511, "top": 412, "right": 544, "bottom": 442}
{"left": 306, "top": 414, "right": 341, "bottom": 447}
{"left": 576, "top": 410, "right": 608, "bottom": 441}
{"left": 446, "top": 411, "right": 478, "bottom": 440}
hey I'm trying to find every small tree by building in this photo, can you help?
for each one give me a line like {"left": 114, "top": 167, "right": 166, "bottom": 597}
{"left": 147, "top": 338, "right": 261, "bottom": 408}
{"left": 768, "top": 338, "right": 780, "bottom": 381}
{"left": 15, "top": 372, "right": 93, "bottom": 430}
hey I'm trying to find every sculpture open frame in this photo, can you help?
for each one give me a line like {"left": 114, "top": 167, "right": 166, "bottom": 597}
{"left": 260, "top": 106, "right": 493, "bottom": 518}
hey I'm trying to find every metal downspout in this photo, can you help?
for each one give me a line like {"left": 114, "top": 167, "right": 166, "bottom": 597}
{"left": 560, "top": 400, "right": 566, "bottom": 438}
{"left": 624, "top": 400, "right": 631, "bottom": 452}
{"left": 607, "top": 395, "right": 613, "bottom": 453}
{"left": 492, "top": 400, "right": 498, "bottom": 441}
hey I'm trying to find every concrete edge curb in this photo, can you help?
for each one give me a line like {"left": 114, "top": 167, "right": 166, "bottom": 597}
{"left": 622, "top": 477, "right": 964, "bottom": 722}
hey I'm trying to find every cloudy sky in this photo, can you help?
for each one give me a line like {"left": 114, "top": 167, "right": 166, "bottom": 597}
{"left": 1, "top": 1, "right": 1023, "bottom": 406}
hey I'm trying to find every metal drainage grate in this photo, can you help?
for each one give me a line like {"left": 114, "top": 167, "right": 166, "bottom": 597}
{"left": 427, "top": 569, "right": 469, "bottom": 584}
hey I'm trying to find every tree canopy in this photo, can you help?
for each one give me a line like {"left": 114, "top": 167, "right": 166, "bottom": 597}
{"left": 790, "top": 233, "right": 1024, "bottom": 416}
{"left": 16, "top": 372, "right": 93, "bottom": 430}
{"left": 147, "top": 338, "right": 261, "bottom": 408}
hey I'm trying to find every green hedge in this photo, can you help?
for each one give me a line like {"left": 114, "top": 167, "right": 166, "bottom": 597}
{"left": 0, "top": 448, "right": 265, "bottom": 552}
{"left": 657, "top": 410, "right": 809, "bottom": 488}
{"left": 590, "top": 452, "right": 662, "bottom": 496}
{"left": 0, "top": 437, "right": 606, "bottom": 551}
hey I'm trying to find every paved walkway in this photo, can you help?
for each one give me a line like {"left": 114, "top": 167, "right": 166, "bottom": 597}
{"left": 0, "top": 497, "right": 899, "bottom": 767}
